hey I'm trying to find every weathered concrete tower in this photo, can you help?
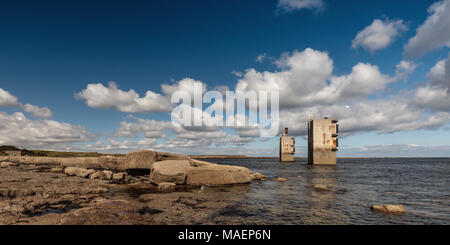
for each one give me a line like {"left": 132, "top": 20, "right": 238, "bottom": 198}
{"left": 308, "top": 118, "right": 338, "bottom": 165}
{"left": 280, "top": 128, "right": 295, "bottom": 162}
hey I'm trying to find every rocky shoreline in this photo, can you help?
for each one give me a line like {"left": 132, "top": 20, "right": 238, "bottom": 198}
{"left": 0, "top": 150, "right": 266, "bottom": 224}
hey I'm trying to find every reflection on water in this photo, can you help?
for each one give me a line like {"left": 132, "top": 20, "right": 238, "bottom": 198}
{"left": 204, "top": 158, "right": 450, "bottom": 225}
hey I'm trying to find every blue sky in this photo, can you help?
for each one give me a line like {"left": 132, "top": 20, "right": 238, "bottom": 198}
{"left": 1, "top": 0, "right": 450, "bottom": 156}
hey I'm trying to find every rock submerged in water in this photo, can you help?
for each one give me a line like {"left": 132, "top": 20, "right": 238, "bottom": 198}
{"left": 251, "top": 172, "right": 266, "bottom": 181}
{"left": 277, "top": 177, "right": 288, "bottom": 182}
{"left": 371, "top": 204, "right": 405, "bottom": 214}
{"left": 313, "top": 184, "right": 329, "bottom": 191}
{"left": 64, "top": 167, "right": 95, "bottom": 178}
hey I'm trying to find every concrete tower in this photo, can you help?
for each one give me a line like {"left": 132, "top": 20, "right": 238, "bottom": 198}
{"left": 280, "top": 128, "right": 295, "bottom": 162}
{"left": 308, "top": 118, "right": 338, "bottom": 165}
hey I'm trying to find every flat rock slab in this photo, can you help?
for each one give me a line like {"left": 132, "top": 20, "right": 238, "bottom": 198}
{"left": 150, "top": 160, "right": 191, "bottom": 185}
{"left": 186, "top": 162, "right": 252, "bottom": 186}
{"left": 149, "top": 159, "right": 254, "bottom": 186}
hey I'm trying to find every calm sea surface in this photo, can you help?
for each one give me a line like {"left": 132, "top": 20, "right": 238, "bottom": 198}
{"left": 201, "top": 158, "right": 450, "bottom": 225}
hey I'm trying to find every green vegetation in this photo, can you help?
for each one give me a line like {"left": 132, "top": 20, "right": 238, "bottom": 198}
{"left": 0, "top": 145, "right": 125, "bottom": 158}
{"left": 0, "top": 145, "right": 21, "bottom": 152}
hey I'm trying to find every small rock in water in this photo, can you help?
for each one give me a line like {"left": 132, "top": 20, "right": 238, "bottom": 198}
{"left": 297, "top": 176, "right": 302, "bottom": 179}
{"left": 371, "top": 205, "right": 405, "bottom": 214}
{"left": 90, "top": 171, "right": 106, "bottom": 180}
{"left": 158, "top": 182, "right": 176, "bottom": 192}
{"left": 112, "top": 172, "right": 126, "bottom": 180}
{"left": 277, "top": 177, "right": 288, "bottom": 182}
{"left": 1, "top": 162, "right": 19, "bottom": 167}
{"left": 103, "top": 170, "right": 114, "bottom": 180}
{"left": 251, "top": 172, "right": 266, "bottom": 181}
{"left": 313, "top": 184, "right": 329, "bottom": 191}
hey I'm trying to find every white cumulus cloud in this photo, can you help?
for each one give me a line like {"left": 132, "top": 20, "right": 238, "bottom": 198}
{"left": 76, "top": 82, "right": 173, "bottom": 113}
{"left": 236, "top": 48, "right": 394, "bottom": 108}
{"left": 0, "top": 88, "right": 20, "bottom": 107}
{"left": 414, "top": 53, "right": 450, "bottom": 111}
{"left": 352, "top": 18, "right": 408, "bottom": 52}
{"left": 404, "top": 0, "right": 450, "bottom": 58}
{"left": 0, "top": 112, "right": 94, "bottom": 149}
{"left": 23, "top": 104, "right": 53, "bottom": 119}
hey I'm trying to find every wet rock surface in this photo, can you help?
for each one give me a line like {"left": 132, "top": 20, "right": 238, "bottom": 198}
{"left": 371, "top": 204, "right": 405, "bottom": 214}
{"left": 0, "top": 162, "right": 250, "bottom": 225}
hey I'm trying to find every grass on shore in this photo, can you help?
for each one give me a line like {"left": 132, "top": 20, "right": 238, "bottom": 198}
{"left": 0, "top": 145, "right": 125, "bottom": 158}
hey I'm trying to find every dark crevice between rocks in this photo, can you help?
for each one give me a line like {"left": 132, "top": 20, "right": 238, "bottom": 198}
{"left": 23, "top": 201, "right": 83, "bottom": 217}
{"left": 138, "top": 207, "right": 163, "bottom": 215}
{"left": 126, "top": 185, "right": 191, "bottom": 199}
{"left": 126, "top": 169, "right": 150, "bottom": 176}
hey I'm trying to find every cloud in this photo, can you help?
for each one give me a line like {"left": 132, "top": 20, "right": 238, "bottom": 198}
{"left": 75, "top": 82, "right": 173, "bottom": 113}
{"left": 23, "top": 104, "right": 52, "bottom": 119}
{"left": 0, "top": 112, "right": 94, "bottom": 149}
{"left": 236, "top": 48, "right": 394, "bottom": 108}
{"left": 74, "top": 48, "right": 450, "bottom": 154}
{"left": 414, "top": 53, "right": 450, "bottom": 111}
{"left": 277, "top": 0, "right": 323, "bottom": 12}
{"left": 279, "top": 98, "right": 450, "bottom": 137}
{"left": 76, "top": 78, "right": 207, "bottom": 113}
{"left": 256, "top": 53, "right": 267, "bottom": 63}
{"left": 0, "top": 88, "right": 20, "bottom": 107}
{"left": 351, "top": 18, "right": 408, "bottom": 52}
{"left": 339, "top": 144, "right": 450, "bottom": 157}
{"left": 404, "top": 0, "right": 450, "bottom": 58}
{"left": 161, "top": 78, "right": 206, "bottom": 99}
{"left": 0, "top": 87, "right": 53, "bottom": 118}
{"left": 427, "top": 53, "right": 450, "bottom": 88}
{"left": 395, "top": 60, "right": 417, "bottom": 81}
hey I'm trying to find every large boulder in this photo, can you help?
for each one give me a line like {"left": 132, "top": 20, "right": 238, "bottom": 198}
{"left": 149, "top": 160, "right": 191, "bottom": 185}
{"left": 64, "top": 167, "right": 95, "bottom": 178}
{"left": 186, "top": 160, "right": 253, "bottom": 186}
{"left": 125, "top": 150, "right": 158, "bottom": 169}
